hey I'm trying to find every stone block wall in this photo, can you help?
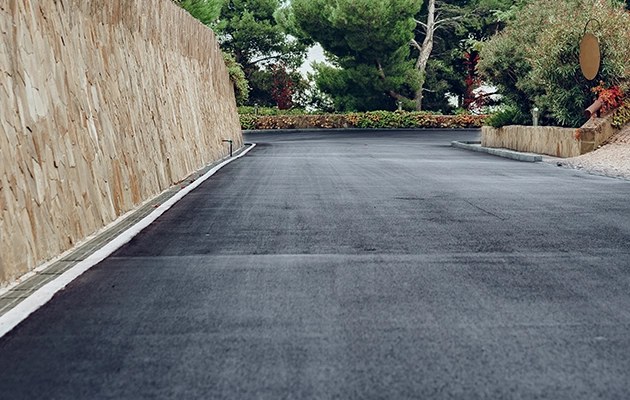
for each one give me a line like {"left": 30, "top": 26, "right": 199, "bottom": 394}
{"left": 0, "top": 0, "right": 243, "bottom": 286}
{"left": 481, "top": 115, "right": 617, "bottom": 158}
{"left": 481, "top": 126, "right": 580, "bottom": 158}
{"left": 576, "top": 115, "right": 617, "bottom": 154}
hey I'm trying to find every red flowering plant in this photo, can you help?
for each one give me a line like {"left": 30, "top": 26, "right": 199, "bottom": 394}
{"left": 591, "top": 81, "right": 625, "bottom": 115}
{"left": 270, "top": 61, "right": 294, "bottom": 110}
{"left": 462, "top": 51, "right": 491, "bottom": 114}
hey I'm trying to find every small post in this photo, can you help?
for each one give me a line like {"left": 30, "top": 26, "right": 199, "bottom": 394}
{"left": 532, "top": 107, "right": 540, "bottom": 126}
{"left": 222, "top": 139, "right": 233, "bottom": 157}
{"left": 254, "top": 103, "right": 259, "bottom": 116}
{"left": 397, "top": 101, "right": 402, "bottom": 111}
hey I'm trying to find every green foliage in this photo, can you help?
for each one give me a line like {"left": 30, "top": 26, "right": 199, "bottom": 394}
{"left": 289, "top": 0, "right": 422, "bottom": 111}
{"left": 489, "top": 0, "right": 527, "bottom": 24}
{"left": 530, "top": 0, "right": 630, "bottom": 127}
{"left": 345, "top": 111, "right": 437, "bottom": 129}
{"left": 291, "top": 0, "right": 420, "bottom": 62}
{"left": 215, "top": 0, "right": 309, "bottom": 69}
{"left": 179, "top": 0, "right": 309, "bottom": 107}
{"left": 479, "top": 0, "right": 630, "bottom": 128}
{"left": 410, "top": 0, "right": 521, "bottom": 113}
{"left": 175, "top": 0, "right": 222, "bottom": 25}
{"left": 220, "top": 0, "right": 308, "bottom": 106}
{"left": 239, "top": 110, "right": 487, "bottom": 130}
{"left": 312, "top": 61, "right": 420, "bottom": 112}
{"left": 421, "top": 58, "right": 458, "bottom": 113}
{"left": 237, "top": 106, "right": 315, "bottom": 116}
{"left": 222, "top": 52, "right": 249, "bottom": 105}
{"left": 239, "top": 114, "right": 257, "bottom": 130}
{"left": 484, "top": 105, "right": 529, "bottom": 127}
{"left": 612, "top": 100, "right": 630, "bottom": 129}
{"left": 477, "top": 1, "right": 546, "bottom": 124}
{"left": 176, "top": 0, "right": 524, "bottom": 113}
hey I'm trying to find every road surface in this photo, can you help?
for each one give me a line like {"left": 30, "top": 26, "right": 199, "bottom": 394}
{"left": 1, "top": 129, "right": 629, "bottom": 399}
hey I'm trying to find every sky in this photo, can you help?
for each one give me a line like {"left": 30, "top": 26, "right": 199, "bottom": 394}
{"left": 298, "top": 44, "right": 326, "bottom": 77}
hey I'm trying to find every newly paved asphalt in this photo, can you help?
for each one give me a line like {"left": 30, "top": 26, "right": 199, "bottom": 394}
{"left": 1, "top": 129, "right": 630, "bottom": 399}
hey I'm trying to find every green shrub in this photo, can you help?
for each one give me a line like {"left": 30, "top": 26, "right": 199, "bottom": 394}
{"left": 239, "top": 110, "right": 487, "bottom": 130}
{"left": 239, "top": 115, "right": 257, "bottom": 130}
{"left": 479, "top": 0, "right": 630, "bottom": 128}
{"left": 237, "top": 106, "right": 315, "bottom": 116}
{"left": 484, "top": 106, "right": 529, "bottom": 128}
{"left": 222, "top": 52, "right": 249, "bottom": 106}
{"left": 612, "top": 100, "right": 630, "bottom": 129}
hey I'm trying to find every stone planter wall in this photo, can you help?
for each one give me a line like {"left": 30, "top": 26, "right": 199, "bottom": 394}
{"left": 481, "top": 115, "right": 617, "bottom": 158}
{"left": 0, "top": 0, "right": 243, "bottom": 286}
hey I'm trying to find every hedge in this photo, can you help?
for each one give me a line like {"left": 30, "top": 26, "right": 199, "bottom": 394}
{"left": 240, "top": 111, "right": 487, "bottom": 130}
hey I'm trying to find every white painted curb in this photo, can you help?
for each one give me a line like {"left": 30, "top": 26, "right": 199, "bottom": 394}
{"left": 0, "top": 144, "right": 256, "bottom": 339}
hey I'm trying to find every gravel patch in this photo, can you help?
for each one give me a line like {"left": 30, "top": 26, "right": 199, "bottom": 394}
{"left": 547, "top": 127, "right": 630, "bottom": 180}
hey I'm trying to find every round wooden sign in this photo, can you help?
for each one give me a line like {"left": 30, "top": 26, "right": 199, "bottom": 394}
{"left": 579, "top": 33, "right": 600, "bottom": 81}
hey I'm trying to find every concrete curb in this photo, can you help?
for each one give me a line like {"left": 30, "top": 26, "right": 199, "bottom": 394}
{"left": 451, "top": 141, "right": 543, "bottom": 162}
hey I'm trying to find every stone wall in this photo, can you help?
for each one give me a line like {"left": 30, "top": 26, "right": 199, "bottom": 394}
{"left": 481, "top": 126, "right": 581, "bottom": 158}
{"left": 481, "top": 115, "right": 617, "bottom": 158}
{"left": 0, "top": 0, "right": 243, "bottom": 286}
{"left": 576, "top": 115, "right": 617, "bottom": 154}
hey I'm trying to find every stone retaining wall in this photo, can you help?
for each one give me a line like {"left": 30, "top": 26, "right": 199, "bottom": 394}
{"left": 481, "top": 126, "right": 581, "bottom": 158}
{"left": 481, "top": 115, "right": 617, "bottom": 158}
{"left": 0, "top": 0, "right": 243, "bottom": 286}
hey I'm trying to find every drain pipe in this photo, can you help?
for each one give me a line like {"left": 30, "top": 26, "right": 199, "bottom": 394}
{"left": 584, "top": 99, "right": 603, "bottom": 118}
{"left": 222, "top": 139, "right": 233, "bottom": 157}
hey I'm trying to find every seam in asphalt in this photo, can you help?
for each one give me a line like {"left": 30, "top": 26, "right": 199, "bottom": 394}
{"left": 0, "top": 144, "right": 255, "bottom": 337}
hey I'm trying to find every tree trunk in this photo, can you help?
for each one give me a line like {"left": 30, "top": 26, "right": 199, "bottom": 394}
{"left": 376, "top": 60, "right": 404, "bottom": 102}
{"left": 413, "top": 0, "right": 436, "bottom": 111}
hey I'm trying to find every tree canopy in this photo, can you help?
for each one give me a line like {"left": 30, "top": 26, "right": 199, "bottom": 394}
{"left": 289, "top": 0, "right": 422, "bottom": 111}
{"left": 176, "top": 0, "right": 310, "bottom": 107}
{"left": 177, "top": 0, "right": 630, "bottom": 122}
{"left": 412, "top": 0, "right": 523, "bottom": 112}
{"left": 288, "top": 0, "right": 517, "bottom": 112}
{"left": 174, "top": 0, "right": 222, "bottom": 25}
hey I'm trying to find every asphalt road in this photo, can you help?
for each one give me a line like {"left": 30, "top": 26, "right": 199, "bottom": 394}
{"left": 1, "top": 129, "right": 630, "bottom": 399}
